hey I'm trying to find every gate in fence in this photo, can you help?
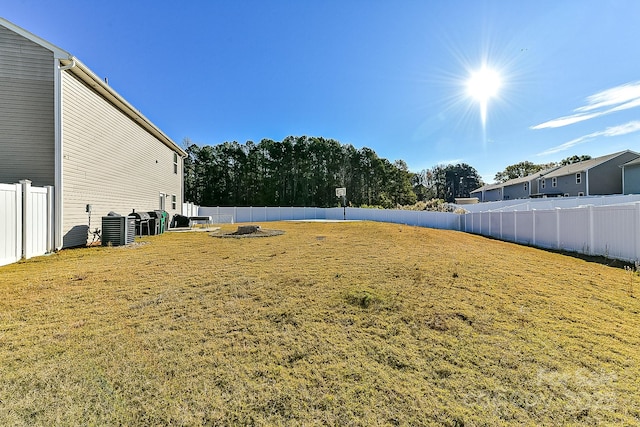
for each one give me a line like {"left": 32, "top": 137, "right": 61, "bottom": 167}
{"left": 0, "top": 180, "right": 54, "bottom": 267}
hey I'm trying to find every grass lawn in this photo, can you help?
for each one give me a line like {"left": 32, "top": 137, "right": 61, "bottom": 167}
{"left": 1, "top": 221, "right": 639, "bottom": 426}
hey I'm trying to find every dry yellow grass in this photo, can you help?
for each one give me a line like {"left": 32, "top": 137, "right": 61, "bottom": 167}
{"left": 1, "top": 221, "right": 639, "bottom": 426}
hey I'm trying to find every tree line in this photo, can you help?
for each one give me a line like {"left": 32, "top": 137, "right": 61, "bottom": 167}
{"left": 183, "top": 136, "right": 484, "bottom": 208}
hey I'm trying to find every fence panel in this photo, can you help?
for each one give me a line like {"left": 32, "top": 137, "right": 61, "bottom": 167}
{"left": 501, "top": 212, "right": 515, "bottom": 242}
{"left": 533, "top": 210, "right": 558, "bottom": 250}
{"left": 24, "top": 186, "right": 50, "bottom": 259}
{"left": 480, "top": 212, "right": 491, "bottom": 236}
{"left": 591, "top": 205, "right": 637, "bottom": 261}
{"left": 513, "top": 211, "right": 534, "bottom": 245}
{"left": 558, "top": 207, "right": 590, "bottom": 254}
{"left": 489, "top": 212, "right": 501, "bottom": 239}
{"left": 0, "top": 183, "right": 22, "bottom": 266}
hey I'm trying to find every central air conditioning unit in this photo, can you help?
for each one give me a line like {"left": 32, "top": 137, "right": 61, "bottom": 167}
{"left": 101, "top": 215, "right": 135, "bottom": 246}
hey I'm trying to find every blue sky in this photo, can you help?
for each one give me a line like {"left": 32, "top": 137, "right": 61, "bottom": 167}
{"left": 4, "top": 0, "right": 640, "bottom": 182}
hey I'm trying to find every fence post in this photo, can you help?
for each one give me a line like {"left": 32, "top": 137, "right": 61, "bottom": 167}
{"left": 556, "top": 207, "right": 561, "bottom": 250}
{"left": 588, "top": 205, "right": 595, "bottom": 256}
{"left": 532, "top": 210, "right": 536, "bottom": 246}
{"left": 46, "top": 186, "right": 54, "bottom": 253}
{"left": 20, "top": 180, "right": 32, "bottom": 259}
{"left": 13, "top": 183, "right": 23, "bottom": 263}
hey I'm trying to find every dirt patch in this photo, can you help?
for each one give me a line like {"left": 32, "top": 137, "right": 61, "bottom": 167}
{"left": 210, "top": 228, "right": 285, "bottom": 238}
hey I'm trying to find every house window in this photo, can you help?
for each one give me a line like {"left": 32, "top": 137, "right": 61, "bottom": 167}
{"left": 552, "top": 177, "right": 557, "bottom": 187}
{"left": 564, "top": 193, "right": 570, "bottom": 197}
{"left": 171, "top": 194, "right": 177, "bottom": 210}
{"left": 576, "top": 173, "right": 581, "bottom": 184}
{"left": 524, "top": 182, "right": 528, "bottom": 191}
{"left": 578, "top": 192, "right": 584, "bottom": 197}
{"left": 173, "top": 153, "right": 178, "bottom": 174}
{"left": 541, "top": 179, "right": 546, "bottom": 189}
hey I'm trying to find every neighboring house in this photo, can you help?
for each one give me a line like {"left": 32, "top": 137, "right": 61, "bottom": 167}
{"left": 537, "top": 150, "right": 639, "bottom": 198}
{"left": 514, "top": 165, "right": 561, "bottom": 198}
{"left": 0, "top": 17, "right": 186, "bottom": 249}
{"left": 621, "top": 157, "right": 640, "bottom": 194}
{"left": 472, "top": 166, "right": 560, "bottom": 202}
{"left": 470, "top": 183, "right": 502, "bottom": 202}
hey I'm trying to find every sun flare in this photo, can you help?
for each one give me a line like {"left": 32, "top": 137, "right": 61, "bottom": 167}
{"left": 467, "top": 66, "right": 501, "bottom": 127}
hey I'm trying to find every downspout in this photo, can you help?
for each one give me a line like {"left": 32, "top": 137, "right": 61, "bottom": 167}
{"left": 54, "top": 58, "right": 76, "bottom": 250}
{"left": 585, "top": 169, "right": 589, "bottom": 196}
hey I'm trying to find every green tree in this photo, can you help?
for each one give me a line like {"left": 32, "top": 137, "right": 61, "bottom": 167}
{"left": 182, "top": 136, "right": 419, "bottom": 208}
{"left": 494, "top": 161, "right": 544, "bottom": 183}
{"left": 421, "top": 164, "right": 482, "bottom": 202}
{"left": 561, "top": 154, "right": 591, "bottom": 165}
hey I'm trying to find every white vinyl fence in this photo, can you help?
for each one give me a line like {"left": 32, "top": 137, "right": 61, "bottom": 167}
{"left": 198, "top": 206, "right": 462, "bottom": 230}
{"left": 458, "top": 194, "right": 640, "bottom": 213}
{"left": 182, "top": 202, "right": 199, "bottom": 218}
{"left": 0, "top": 180, "right": 54, "bottom": 266}
{"left": 463, "top": 203, "right": 640, "bottom": 262}
{"left": 200, "top": 202, "right": 640, "bottom": 262}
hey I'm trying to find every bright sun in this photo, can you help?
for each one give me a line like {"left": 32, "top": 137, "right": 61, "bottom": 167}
{"left": 467, "top": 66, "right": 501, "bottom": 127}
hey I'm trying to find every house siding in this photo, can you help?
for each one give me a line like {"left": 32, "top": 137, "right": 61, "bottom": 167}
{"left": 484, "top": 188, "right": 502, "bottom": 202}
{"left": 503, "top": 183, "right": 528, "bottom": 200}
{"left": 0, "top": 25, "right": 54, "bottom": 187}
{"left": 623, "top": 165, "right": 640, "bottom": 194}
{"left": 538, "top": 174, "right": 585, "bottom": 197}
{"left": 61, "top": 71, "right": 182, "bottom": 247}
{"left": 589, "top": 152, "right": 639, "bottom": 195}
{"left": 558, "top": 174, "right": 586, "bottom": 196}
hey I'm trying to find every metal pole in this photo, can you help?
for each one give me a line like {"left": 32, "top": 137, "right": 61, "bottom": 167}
{"left": 343, "top": 195, "right": 346, "bottom": 220}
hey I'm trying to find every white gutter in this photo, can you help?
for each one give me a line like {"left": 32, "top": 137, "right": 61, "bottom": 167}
{"left": 585, "top": 169, "right": 589, "bottom": 196}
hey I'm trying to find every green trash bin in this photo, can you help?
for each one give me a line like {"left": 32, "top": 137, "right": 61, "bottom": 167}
{"left": 160, "top": 210, "right": 168, "bottom": 233}
{"left": 150, "top": 210, "right": 166, "bottom": 234}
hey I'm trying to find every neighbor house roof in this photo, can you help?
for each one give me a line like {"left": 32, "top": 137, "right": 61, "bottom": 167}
{"left": 472, "top": 164, "right": 561, "bottom": 193}
{"left": 621, "top": 157, "right": 640, "bottom": 168}
{"left": 501, "top": 165, "right": 560, "bottom": 187}
{"left": 540, "top": 150, "right": 637, "bottom": 178}
{"left": 0, "top": 17, "right": 186, "bottom": 158}
{"left": 470, "top": 183, "right": 502, "bottom": 193}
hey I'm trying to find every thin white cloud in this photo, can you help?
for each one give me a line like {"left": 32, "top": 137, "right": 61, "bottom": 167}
{"left": 531, "top": 81, "right": 640, "bottom": 130}
{"left": 537, "top": 120, "right": 640, "bottom": 156}
{"left": 531, "top": 112, "right": 602, "bottom": 129}
{"left": 576, "top": 81, "right": 640, "bottom": 112}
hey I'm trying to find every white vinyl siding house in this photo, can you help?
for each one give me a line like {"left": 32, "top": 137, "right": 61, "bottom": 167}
{"left": 61, "top": 72, "right": 184, "bottom": 247}
{"left": 0, "top": 17, "right": 185, "bottom": 249}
